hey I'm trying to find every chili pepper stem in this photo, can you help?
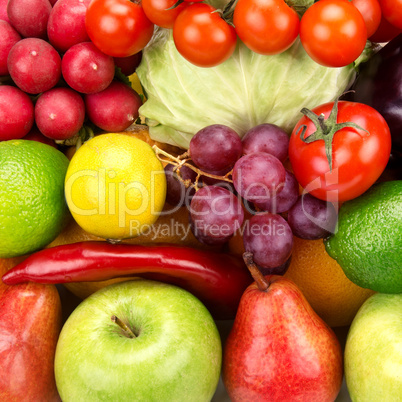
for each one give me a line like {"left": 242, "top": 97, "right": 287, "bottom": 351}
{"left": 111, "top": 315, "right": 137, "bottom": 338}
{"left": 242, "top": 252, "right": 270, "bottom": 292}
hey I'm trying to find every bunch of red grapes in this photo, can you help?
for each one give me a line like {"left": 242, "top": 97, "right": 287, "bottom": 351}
{"left": 0, "top": 0, "right": 143, "bottom": 144}
{"left": 165, "top": 123, "right": 338, "bottom": 274}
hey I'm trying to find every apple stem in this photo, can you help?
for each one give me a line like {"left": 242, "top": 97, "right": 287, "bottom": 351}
{"left": 243, "top": 252, "right": 270, "bottom": 292}
{"left": 111, "top": 315, "right": 137, "bottom": 338}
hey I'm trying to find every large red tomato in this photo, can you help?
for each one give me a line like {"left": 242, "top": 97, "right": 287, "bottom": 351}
{"left": 173, "top": 3, "right": 237, "bottom": 68}
{"left": 233, "top": 0, "right": 300, "bottom": 55}
{"left": 300, "top": 0, "right": 367, "bottom": 67}
{"left": 289, "top": 100, "right": 391, "bottom": 203}
{"left": 379, "top": 0, "right": 402, "bottom": 29}
{"left": 85, "top": 0, "right": 154, "bottom": 58}
{"left": 351, "top": 0, "right": 381, "bottom": 37}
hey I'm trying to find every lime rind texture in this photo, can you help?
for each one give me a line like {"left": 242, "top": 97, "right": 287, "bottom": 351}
{"left": 325, "top": 181, "right": 402, "bottom": 294}
{"left": 0, "top": 140, "right": 70, "bottom": 258}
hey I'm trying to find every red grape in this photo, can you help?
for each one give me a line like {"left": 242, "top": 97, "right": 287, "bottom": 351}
{"left": 254, "top": 169, "right": 299, "bottom": 214}
{"left": 189, "top": 124, "right": 243, "bottom": 173}
{"left": 242, "top": 123, "right": 289, "bottom": 162}
{"left": 232, "top": 152, "right": 286, "bottom": 203}
{"left": 259, "top": 256, "right": 292, "bottom": 276}
{"left": 164, "top": 163, "right": 197, "bottom": 207}
{"left": 243, "top": 213, "right": 293, "bottom": 269}
{"left": 287, "top": 193, "right": 338, "bottom": 240}
{"left": 190, "top": 185, "right": 245, "bottom": 245}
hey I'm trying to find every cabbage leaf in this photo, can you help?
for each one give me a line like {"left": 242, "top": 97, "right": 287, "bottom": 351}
{"left": 137, "top": 28, "right": 356, "bottom": 150}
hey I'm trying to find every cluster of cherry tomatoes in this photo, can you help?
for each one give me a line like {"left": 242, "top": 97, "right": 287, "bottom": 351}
{"left": 85, "top": 0, "right": 402, "bottom": 69}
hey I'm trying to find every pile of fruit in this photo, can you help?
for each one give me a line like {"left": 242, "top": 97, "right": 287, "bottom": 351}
{"left": 0, "top": 0, "right": 401, "bottom": 401}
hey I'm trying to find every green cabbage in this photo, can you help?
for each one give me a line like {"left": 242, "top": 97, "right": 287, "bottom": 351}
{"left": 137, "top": 28, "right": 356, "bottom": 150}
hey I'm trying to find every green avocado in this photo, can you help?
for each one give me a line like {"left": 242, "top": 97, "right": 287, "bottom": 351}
{"left": 325, "top": 180, "right": 402, "bottom": 294}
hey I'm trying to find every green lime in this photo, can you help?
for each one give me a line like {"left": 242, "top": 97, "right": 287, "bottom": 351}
{"left": 0, "top": 140, "right": 70, "bottom": 258}
{"left": 325, "top": 181, "right": 402, "bottom": 294}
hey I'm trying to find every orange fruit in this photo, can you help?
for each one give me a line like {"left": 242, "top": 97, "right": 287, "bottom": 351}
{"left": 228, "top": 232, "right": 374, "bottom": 327}
{"left": 284, "top": 236, "right": 375, "bottom": 328}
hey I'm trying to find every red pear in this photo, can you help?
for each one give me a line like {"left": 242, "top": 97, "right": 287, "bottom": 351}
{"left": 0, "top": 257, "right": 62, "bottom": 401}
{"left": 222, "top": 253, "right": 343, "bottom": 401}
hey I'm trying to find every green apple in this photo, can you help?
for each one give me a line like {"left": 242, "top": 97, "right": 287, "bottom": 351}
{"left": 344, "top": 292, "right": 402, "bottom": 401}
{"left": 54, "top": 279, "right": 222, "bottom": 401}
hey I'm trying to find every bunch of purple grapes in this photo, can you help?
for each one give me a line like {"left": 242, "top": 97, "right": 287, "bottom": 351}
{"left": 165, "top": 123, "right": 337, "bottom": 275}
{"left": 0, "top": 0, "right": 142, "bottom": 144}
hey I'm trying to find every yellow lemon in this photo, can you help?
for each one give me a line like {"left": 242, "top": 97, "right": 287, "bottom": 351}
{"left": 64, "top": 133, "right": 166, "bottom": 240}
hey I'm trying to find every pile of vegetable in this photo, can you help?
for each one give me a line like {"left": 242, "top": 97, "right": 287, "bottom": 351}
{"left": 137, "top": 30, "right": 358, "bottom": 149}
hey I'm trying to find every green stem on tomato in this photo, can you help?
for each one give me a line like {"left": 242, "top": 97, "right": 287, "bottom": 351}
{"left": 296, "top": 97, "right": 370, "bottom": 171}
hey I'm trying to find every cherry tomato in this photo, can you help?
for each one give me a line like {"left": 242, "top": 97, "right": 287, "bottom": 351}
{"left": 369, "top": 13, "right": 402, "bottom": 42}
{"left": 351, "top": 0, "right": 382, "bottom": 37}
{"left": 288, "top": 100, "right": 391, "bottom": 203}
{"left": 85, "top": 0, "right": 154, "bottom": 58}
{"left": 173, "top": 3, "right": 237, "bottom": 68}
{"left": 142, "top": 0, "right": 188, "bottom": 29}
{"left": 233, "top": 0, "right": 300, "bottom": 55}
{"left": 379, "top": 0, "right": 402, "bottom": 29}
{"left": 300, "top": 0, "right": 367, "bottom": 67}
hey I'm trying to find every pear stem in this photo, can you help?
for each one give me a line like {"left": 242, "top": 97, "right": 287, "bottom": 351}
{"left": 111, "top": 315, "right": 136, "bottom": 338}
{"left": 243, "top": 252, "right": 270, "bottom": 292}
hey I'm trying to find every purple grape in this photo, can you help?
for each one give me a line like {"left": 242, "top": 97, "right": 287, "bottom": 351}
{"left": 7, "top": 0, "right": 52, "bottom": 39}
{"left": 189, "top": 124, "right": 242, "bottom": 173}
{"left": 61, "top": 42, "right": 115, "bottom": 94}
{"left": 47, "top": 0, "right": 91, "bottom": 53}
{"left": 7, "top": 38, "right": 61, "bottom": 94}
{"left": 85, "top": 80, "right": 142, "bottom": 131}
{"left": 259, "top": 256, "right": 292, "bottom": 276}
{"left": 164, "top": 163, "right": 197, "bottom": 207}
{"left": 114, "top": 52, "right": 142, "bottom": 76}
{"left": 254, "top": 170, "right": 299, "bottom": 214}
{"left": 190, "top": 185, "right": 244, "bottom": 245}
{"left": 200, "top": 172, "right": 237, "bottom": 194}
{"left": 242, "top": 123, "right": 289, "bottom": 162}
{"left": 242, "top": 213, "right": 293, "bottom": 269}
{"left": 287, "top": 193, "right": 338, "bottom": 240}
{"left": 0, "top": 20, "right": 21, "bottom": 76}
{"left": 232, "top": 152, "right": 286, "bottom": 204}
{"left": 35, "top": 87, "right": 85, "bottom": 140}
{"left": 0, "top": 85, "right": 34, "bottom": 140}
{"left": 189, "top": 214, "right": 232, "bottom": 246}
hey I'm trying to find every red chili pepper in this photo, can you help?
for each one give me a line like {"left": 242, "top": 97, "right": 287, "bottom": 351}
{"left": 2, "top": 241, "right": 252, "bottom": 320}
